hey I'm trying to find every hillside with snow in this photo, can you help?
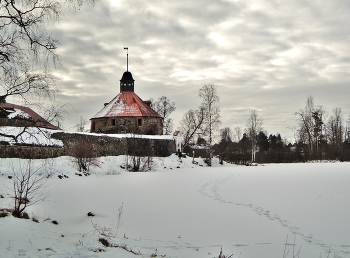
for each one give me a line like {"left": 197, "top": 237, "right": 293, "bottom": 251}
{"left": 0, "top": 155, "right": 350, "bottom": 258}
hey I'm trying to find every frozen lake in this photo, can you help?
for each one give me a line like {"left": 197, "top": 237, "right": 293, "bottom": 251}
{"left": 1, "top": 156, "right": 349, "bottom": 257}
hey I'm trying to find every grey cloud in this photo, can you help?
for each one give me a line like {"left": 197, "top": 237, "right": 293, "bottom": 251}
{"left": 42, "top": 0, "right": 350, "bottom": 139}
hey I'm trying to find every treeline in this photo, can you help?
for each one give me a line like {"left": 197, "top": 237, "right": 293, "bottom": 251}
{"left": 212, "top": 95, "right": 350, "bottom": 163}
{"left": 178, "top": 88, "right": 350, "bottom": 163}
{"left": 213, "top": 131, "right": 350, "bottom": 164}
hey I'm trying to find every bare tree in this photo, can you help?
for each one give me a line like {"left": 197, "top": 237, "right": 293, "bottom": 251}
{"left": 10, "top": 159, "right": 50, "bottom": 217}
{"left": 345, "top": 115, "right": 350, "bottom": 144}
{"left": 0, "top": 0, "right": 92, "bottom": 139}
{"left": 151, "top": 96, "right": 176, "bottom": 135}
{"left": 246, "top": 109, "right": 263, "bottom": 162}
{"left": 296, "top": 96, "right": 315, "bottom": 152}
{"left": 326, "top": 108, "right": 343, "bottom": 158}
{"left": 70, "top": 138, "right": 98, "bottom": 172}
{"left": 294, "top": 96, "right": 325, "bottom": 158}
{"left": 220, "top": 127, "right": 232, "bottom": 142}
{"left": 0, "top": 0, "right": 62, "bottom": 103}
{"left": 199, "top": 84, "right": 221, "bottom": 146}
{"left": 180, "top": 107, "right": 206, "bottom": 148}
{"left": 0, "top": 0, "right": 93, "bottom": 103}
{"left": 0, "top": 67, "right": 57, "bottom": 104}
{"left": 125, "top": 134, "right": 152, "bottom": 172}
{"left": 233, "top": 127, "right": 242, "bottom": 142}
{"left": 75, "top": 117, "right": 88, "bottom": 132}
{"left": 43, "top": 102, "right": 69, "bottom": 128}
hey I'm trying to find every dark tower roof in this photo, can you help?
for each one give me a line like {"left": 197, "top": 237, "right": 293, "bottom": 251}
{"left": 121, "top": 71, "right": 134, "bottom": 81}
{"left": 120, "top": 71, "right": 135, "bottom": 92}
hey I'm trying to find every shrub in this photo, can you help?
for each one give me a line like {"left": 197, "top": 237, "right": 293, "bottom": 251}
{"left": 216, "top": 247, "right": 233, "bottom": 258}
{"left": 126, "top": 136, "right": 153, "bottom": 172}
{"left": 99, "top": 238, "right": 110, "bottom": 247}
{"left": 10, "top": 160, "right": 49, "bottom": 218}
{"left": 70, "top": 138, "right": 99, "bottom": 172}
{"left": 0, "top": 212, "right": 8, "bottom": 218}
{"left": 22, "top": 212, "right": 30, "bottom": 219}
{"left": 32, "top": 215, "right": 39, "bottom": 223}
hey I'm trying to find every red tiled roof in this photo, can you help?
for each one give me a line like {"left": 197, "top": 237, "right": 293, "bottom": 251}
{"left": 92, "top": 92, "right": 163, "bottom": 119}
{"left": 0, "top": 102, "right": 61, "bottom": 130}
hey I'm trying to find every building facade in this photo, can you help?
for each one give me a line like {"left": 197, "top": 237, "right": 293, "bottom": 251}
{"left": 90, "top": 70, "right": 163, "bottom": 135}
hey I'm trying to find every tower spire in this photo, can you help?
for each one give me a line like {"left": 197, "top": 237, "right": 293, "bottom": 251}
{"left": 120, "top": 47, "right": 134, "bottom": 92}
{"left": 124, "top": 47, "right": 128, "bottom": 71}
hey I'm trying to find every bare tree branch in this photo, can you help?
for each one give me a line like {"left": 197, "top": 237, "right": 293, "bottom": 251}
{"left": 246, "top": 109, "right": 263, "bottom": 162}
{"left": 9, "top": 159, "right": 50, "bottom": 217}
{"left": 199, "top": 84, "right": 221, "bottom": 146}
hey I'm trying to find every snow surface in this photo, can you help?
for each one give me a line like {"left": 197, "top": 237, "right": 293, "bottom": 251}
{"left": 65, "top": 131, "right": 174, "bottom": 140}
{"left": 0, "top": 127, "right": 63, "bottom": 146}
{"left": 1, "top": 156, "right": 350, "bottom": 258}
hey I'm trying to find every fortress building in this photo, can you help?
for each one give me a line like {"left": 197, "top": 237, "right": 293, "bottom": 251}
{"left": 90, "top": 51, "right": 163, "bottom": 135}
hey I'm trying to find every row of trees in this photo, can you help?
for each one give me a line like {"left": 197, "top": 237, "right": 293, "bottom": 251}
{"left": 176, "top": 86, "right": 350, "bottom": 163}
{"left": 292, "top": 95, "right": 350, "bottom": 161}
{"left": 212, "top": 96, "right": 350, "bottom": 163}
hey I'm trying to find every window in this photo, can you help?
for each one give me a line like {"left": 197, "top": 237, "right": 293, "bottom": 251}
{"left": 111, "top": 119, "right": 116, "bottom": 126}
{"left": 138, "top": 118, "right": 142, "bottom": 126}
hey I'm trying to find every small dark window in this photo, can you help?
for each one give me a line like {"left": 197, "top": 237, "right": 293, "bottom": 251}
{"left": 138, "top": 118, "right": 142, "bottom": 126}
{"left": 111, "top": 119, "right": 116, "bottom": 126}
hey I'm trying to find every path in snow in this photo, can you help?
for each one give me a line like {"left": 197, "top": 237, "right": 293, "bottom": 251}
{"left": 198, "top": 173, "right": 350, "bottom": 258}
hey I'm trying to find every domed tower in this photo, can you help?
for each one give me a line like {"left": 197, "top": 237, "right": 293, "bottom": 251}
{"left": 90, "top": 48, "right": 163, "bottom": 135}
{"left": 120, "top": 71, "right": 135, "bottom": 92}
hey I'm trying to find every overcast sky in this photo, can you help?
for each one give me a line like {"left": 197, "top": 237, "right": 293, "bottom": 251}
{"left": 34, "top": 0, "right": 350, "bottom": 141}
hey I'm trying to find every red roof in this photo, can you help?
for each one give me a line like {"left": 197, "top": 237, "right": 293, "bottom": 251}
{"left": 92, "top": 92, "right": 162, "bottom": 119}
{"left": 0, "top": 102, "right": 61, "bottom": 130}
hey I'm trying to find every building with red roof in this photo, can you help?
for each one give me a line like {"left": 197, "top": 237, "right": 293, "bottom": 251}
{"left": 90, "top": 68, "right": 163, "bottom": 135}
{"left": 0, "top": 102, "right": 60, "bottom": 130}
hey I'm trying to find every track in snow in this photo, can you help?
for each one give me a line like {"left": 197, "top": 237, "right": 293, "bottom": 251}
{"left": 198, "top": 174, "right": 350, "bottom": 258}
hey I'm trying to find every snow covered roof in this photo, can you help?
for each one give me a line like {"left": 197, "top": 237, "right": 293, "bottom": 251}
{"left": 0, "top": 126, "right": 63, "bottom": 146}
{"left": 0, "top": 102, "right": 61, "bottom": 130}
{"left": 92, "top": 92, "right": 162, "bottom": 119}
{"left": 64, "top": 131, "right": 174, "bottom": 140}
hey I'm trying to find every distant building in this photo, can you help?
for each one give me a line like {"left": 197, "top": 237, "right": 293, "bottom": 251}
{"left": 0, "top": 102, "right": 60, "bottom": 130}
{"left": 90, "top": 58, "right": 163, "bottom": 135}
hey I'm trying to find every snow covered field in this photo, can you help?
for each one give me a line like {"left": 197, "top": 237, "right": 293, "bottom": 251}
{"left": 1, "top": 155, "right": 350, "bottom": 258}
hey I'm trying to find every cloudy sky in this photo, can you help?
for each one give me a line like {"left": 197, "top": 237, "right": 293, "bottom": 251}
{"left": 38, "top": 0, "right": 350, "bottom": 140}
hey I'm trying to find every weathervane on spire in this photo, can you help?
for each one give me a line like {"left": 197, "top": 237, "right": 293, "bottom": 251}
{"left": 124, "top": 47, "right": 129, "bottom": 71}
